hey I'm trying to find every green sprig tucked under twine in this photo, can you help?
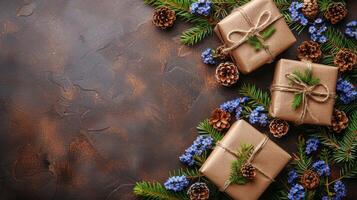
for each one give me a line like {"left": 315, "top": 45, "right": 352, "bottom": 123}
{"left": 290, "top": 68, "right": 320, "bottom": 110}
{"left": 247, "top": 26, "right": 276, "bottom": 51}
{"left": 228, "top": 144, "right": 254, "bottom": 185}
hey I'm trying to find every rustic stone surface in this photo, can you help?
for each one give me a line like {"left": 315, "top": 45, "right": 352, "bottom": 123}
{"left": 0, "top": 0, "right": 355, "bottom": 199}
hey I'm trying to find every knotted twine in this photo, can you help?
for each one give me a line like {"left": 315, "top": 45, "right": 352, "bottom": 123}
{"left": 270, "top": 62, "right": 335, "bottom": 124}
{"left": 222, "top": 8, "right": 283, "bottom": 62}
{"left": 216, "top": 136, "right": 273, "bottom": 192}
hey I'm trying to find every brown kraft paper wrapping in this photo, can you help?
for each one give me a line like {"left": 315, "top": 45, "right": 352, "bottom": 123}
{"left": 199, "top": 120, "right": 291, "bottom": 200}
{"left": 214, "top": 0, "right": 296, "bottom": 74}
{"left": 269, "top": 59, "right": 338, "bottom": 125}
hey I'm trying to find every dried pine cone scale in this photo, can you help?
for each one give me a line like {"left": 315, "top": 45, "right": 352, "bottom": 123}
{"left": 329, "top": 109, "right": 348, "bottom": 133}
{"left": 269, "top": 119, "right": 289, "bottom": 138}
{"left": 324, "top": 2, "right": 347, "bottom": 24}
{"left": 209, "top": 108, "right": 231, "bottom": 131}
{"left": 215, "top": 45, "right": 230, "bottom": 60}
{"left": 334, "top": 48, "right": 357, "bottom": 73}
{"left": 241, "top": 163, "right": 256, "bottom": 180}
{"left": 152, "top": 7, "right": 176, "bottom": 29}
{"left": 187, "top": 182, "right": 210, "bottom": 200}
{"left": 297, "top": 40, "right": 322, "bottom": 63}
{"left": 302, "top": 0, "right": 319, "bottom": 19}
{"left": 215, "top": 62, "right": 239, "bottom": 87}
{"left": 301, "top": 170, "right": 319, "bottom": 190}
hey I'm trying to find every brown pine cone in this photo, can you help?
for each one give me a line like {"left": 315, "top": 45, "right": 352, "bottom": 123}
{"left": 209, "top": 108, "right": 231, "bottom": 131}
{"left": 215, "top": 45, "right": 230, "bottom": 60}
{"left": 269, "top": 119, "right": 289, "bottom": 138}
{"left": 302, "top": 0, "right": 319, "bottom": 19}
{"left": 241, "top": 163, "right": 256, "bottom": 180}
{"left": 301, "top": 170, "right": 320, "bottom": 190}
{"left": 324, "top": 2, "right": 347, "bottom": 24}
{"left": 187, "top": 182, "right": 209, "bottom": 200}
{"left": 297, "top": 40, "right": 322, "bottom": 63}
{"left": 152, "top": 7, "right": 176, "bottom": 29}
{"left": 334, "top": 48, "right": 357, "bottom": 73}
{"left": 215, "top": 62, "right": 239, "bottom": 87}
{"left": 329, "top": 109, "right": 349, "bottom": 133}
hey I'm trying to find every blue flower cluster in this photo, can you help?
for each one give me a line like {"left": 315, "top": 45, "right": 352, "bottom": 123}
{"left": 333, "top": 180, "right": 346, "bottom": 200}
{"left": 336, "top": 78, "right": 357, "bottom": 104}
{"left": 164, "top": 175, "right": 189, "bottom": 192}
{"left": 190, "top": 0, "right": 212, "bottom": 16}
{"left": 249, "top": 106, "right": 269, "bottom": 126}
{"left": 309, "top": 18, "right": 328, "bottom": 43}
{"left": 312, "top": 160, "right": 331, "bottom": 176}
{"left": 220, "top": 97, "right": 249, "bottom": 119}
{"left": 288, "top": 2, "right": 308, "bottom": 26}
{"left": 288, "top": 184, "right": 305, "bottom": 200}
{"left": 179, "top": 135, "right": 213, "bottom": 166}
{"left": 345, "top": 20, "right": 357, "bottom": 40}
{"left": 288, "top": 170, "right": 298, "bottom": 184}
{"left": 201, "top": 48, "right": 216, "bottom": 65}
{"left": 305, "top": 138, "right": 319, "bottom": 155}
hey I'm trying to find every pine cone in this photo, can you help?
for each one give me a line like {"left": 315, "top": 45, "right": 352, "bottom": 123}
{"left": 152, "top": 7, "right": 176, "bottom": 29}
{"left": 302, "top": 0, "right": 319, "bottom": 19}
{"left": 215, "top": 62, "right": 239, "bottom": 86}
{"left": 187, "top": 182, "right": 209, "bottom": 200}
{"left": 334, "top": 48, "right": 357, "bottom": 73}
{"left": 241, "top": 163, "right": 256, "bottom": 180}
{"left": 209, "top": 108, "right": 231, "bottom": 131}
{"left": 324, "top": 2, "right": 347, "bottom": 24}
{"left": 215, "top": 45, "right": 230, "bottom": 60}
{"left": 269, "top": 119, "right": 289, "bottom": 138}
{"left": 297, "top": 40, "right": 322, "bottom": 63}
{"left": 301, "top": 170, "right": 320, "bottom": 190}
{"left": 329, "top": 109, "right": 349, "bottom": 133}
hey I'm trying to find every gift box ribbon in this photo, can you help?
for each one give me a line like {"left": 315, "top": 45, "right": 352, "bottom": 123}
{"left": 270, "top": 62, "right": 335, "bottom": 124}
{"left": 216, "top": 135, "right": 274, "bottom": 192}
{"left": 222, "top": 8, "right": 283, "bottom": 62}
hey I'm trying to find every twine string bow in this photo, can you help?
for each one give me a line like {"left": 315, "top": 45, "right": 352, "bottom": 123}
{"left": 271, "top": 63, "right": 334, "bottom": 124}
{"left": 217, "top": 136, "right": 274, "bottom": 192}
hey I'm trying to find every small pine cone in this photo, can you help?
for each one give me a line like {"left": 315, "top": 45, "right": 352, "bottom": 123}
{"left": 297, "top": 40, "right": 322, "bottom": 63}
{"left": 302, "top": 0, "right": 319, "bottom": 19}
{"left": 215, "top": 62, "right": 239, "bottom": 87}
{"left": 301, "top": 170, "right": 320, "bottom": 190}
{"left": 187, "top": 182, "right": 210, "bottom": 200}
{"left": 324, "top": 2, "right": 347, "bottom": 24}
{"left": 329, "top": 109, "right": 349, "bottom": 133}
{"left": 209, "top": 108, "right": 231, "bottom": 131}
{"left": 334, "top": 48, "right": 357, "bottom": 73}
{"left": 269, "top": 119, "right": 289, "bottom": 138}
{"left": 241, "top": 163, "right": 256, "bottom": 180}
{"left": 152, "top": 7, "right": 176, "bottom": 29}
{"left": 215, "top": 45, "right": 230, "bottom": 60}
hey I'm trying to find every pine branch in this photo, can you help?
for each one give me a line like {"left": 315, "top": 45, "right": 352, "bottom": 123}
{"left": 228, "top": 144, "right": 254, "bottom": 185}
{"left": 292, "top": 136, "right": 312, "bottom": 175}
{"left": 322, "top": 27, "right": 357, "bottom": 54}
{"left": 340, "top": 162, "right": 357, "bottom": 179}
{"left": 181, "top": 23, "right": 213, "bottom": 46}
{"left": 308, "top": 126, "right": 340, "bottom": 150}
{"left": 133, "top": 181, "right": 188, "bottom": 200}
{"left": 239, "top": 83, "right": 271, "bottom": 109}
{"left": 197, "top": 119, "right": 223, "bottom": 142}
{"left": 169, "top": 168, "right": 201, "bottom": 179}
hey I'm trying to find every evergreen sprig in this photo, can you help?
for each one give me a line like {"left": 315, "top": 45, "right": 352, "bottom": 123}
{"left": 228, "top": 144, "right": 254, "bottom": 185}
{"left": 181, "top": 23, "right": 213, "bottom": 46}
{"left": 133, "top": 181, "right": 188, "bottom": 200}
{"left": 291, "top": 136, "right": 312, "bottom": 175}
{"left": 247, "top": 26, "right": 276, "bottom": 51}
{"left": 239, "top": 83, "right": 271, "bottom": 109}
{"left": 197, "top": 119, "right": 223, "bottom": 142}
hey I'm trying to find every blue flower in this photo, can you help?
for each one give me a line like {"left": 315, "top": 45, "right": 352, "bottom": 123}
{"left": 305, "top": 138, "right": 319, "bottom": 155}
{"left": 308, "top": 18, "right": 328, "bottom": 43}
{"left": 345, "top": 20, "right": 357, "bottom": 39}
{"left": 179, "top": 135, "right": 213, "bottom": 166}
{"left": 321, "top": 196, "right": 329, "bottom": 200}
{"left": 334, "top": 181, "right": 346, "bottom": 199}
{"left": 190, "top": 0, "right": 212, "bottom": 16}
{"left": 164, "top": 175, "right": 189, "bottom": 192}
{"left": 312, "top": 160, "right": 331, "bottom": 176}
{"left": 249, "top": 106, "right": 269, "bottom": 126}
{"left": 201, "top": 48, "right": 216, "bottom": 65}
{"left": 336, "top": 78, "right": 357, "bottom": 104}
{"left": 288, "top": 170, "right": 298, "bottom": 184}
{"left": 288, "top": 184, "right": 305, "bottom": 200}
{"left": 288, "top": 2, "right": 308, "bottom": 26}
{"left": 219, "top": 97, "right": 249, "bottom": 119}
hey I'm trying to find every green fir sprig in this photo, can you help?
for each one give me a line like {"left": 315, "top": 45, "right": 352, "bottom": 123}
{"left": 197, "top": 119, "right": 223, "bottom": 142}
{"left": 247, "top": 26, "right": 276, "bottom": 51}
{"left": 133, "top": 181, "right": 188, "bottom": 200}
{"left": 239, "top": 83, "right": 271, "bottom": 109}
{"left": 228, "top": 144, "right": 254, "bottom": 185}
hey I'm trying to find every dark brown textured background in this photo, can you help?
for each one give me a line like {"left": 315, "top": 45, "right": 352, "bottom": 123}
{"left": 0, "top": 0, "right": 355, "bottom": 199}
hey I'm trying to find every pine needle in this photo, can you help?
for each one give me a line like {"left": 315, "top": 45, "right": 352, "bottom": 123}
{"left": 197, "top": 119, "right": 223, "bottom": 142}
